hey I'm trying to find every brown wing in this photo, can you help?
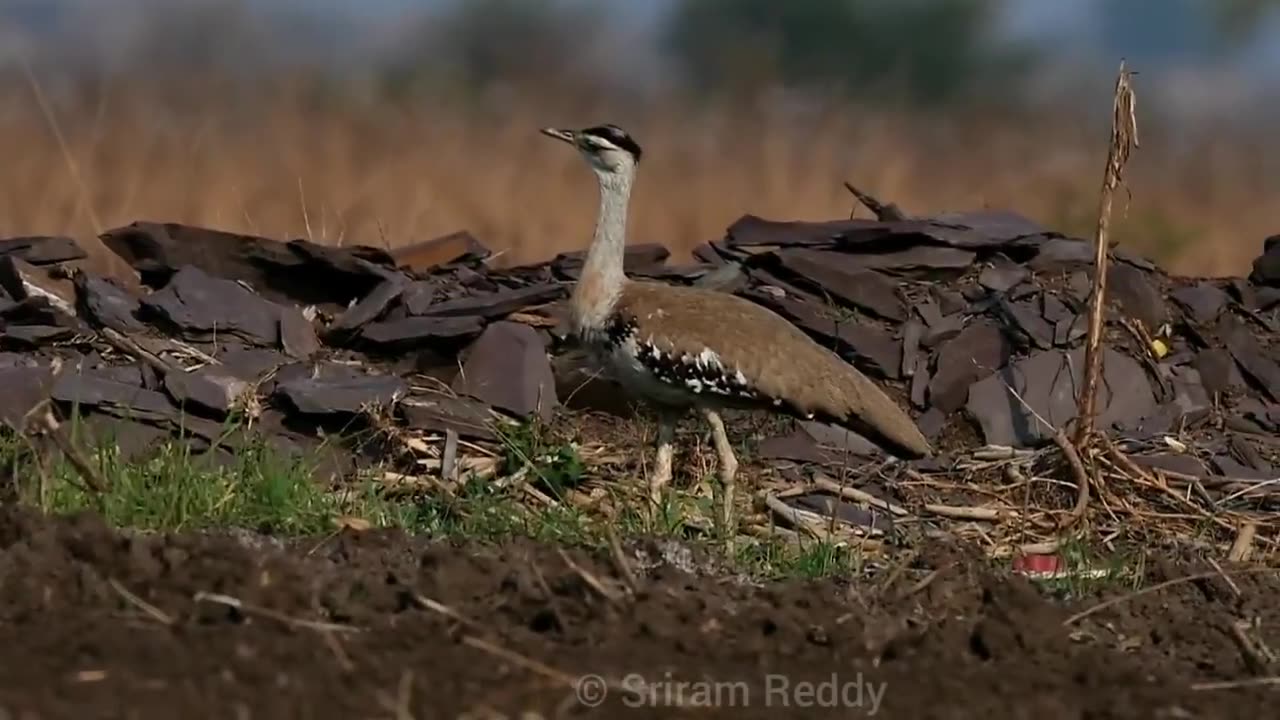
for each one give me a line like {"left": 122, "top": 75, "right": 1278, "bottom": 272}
{"left": 617, "top": 281, "right": 931, "bottom": 458}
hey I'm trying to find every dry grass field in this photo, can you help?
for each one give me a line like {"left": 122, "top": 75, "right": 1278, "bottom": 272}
{"left": 0, "top": 79, "right": 1274, "bottom": 277}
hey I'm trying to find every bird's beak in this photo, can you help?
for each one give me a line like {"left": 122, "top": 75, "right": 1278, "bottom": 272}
{"left": 540, "top": 127, "right": 576, "bottom": 145}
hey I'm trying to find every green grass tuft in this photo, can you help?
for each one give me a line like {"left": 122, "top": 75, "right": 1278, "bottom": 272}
{"left": 0, "top": 419, "right": 874, "bottom": 583}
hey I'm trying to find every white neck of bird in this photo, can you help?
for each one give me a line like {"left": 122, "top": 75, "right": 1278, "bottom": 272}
{"left": 571, "top": 166, "right": 634, "bottom": 335}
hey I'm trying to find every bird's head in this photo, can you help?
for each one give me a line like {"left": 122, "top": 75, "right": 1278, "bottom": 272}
{"left": 540, "top": 124, "right": 642, "bottom": 178}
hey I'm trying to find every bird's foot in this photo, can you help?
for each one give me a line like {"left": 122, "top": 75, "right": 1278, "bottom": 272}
{"left": 647, "top": 415, "right": 676, "bottom": 528}
{"left": 646, "top": 466, "right": 671, "bottom": 525}
{"left": 703, "top": 409, "right": 739, "bottom": 543}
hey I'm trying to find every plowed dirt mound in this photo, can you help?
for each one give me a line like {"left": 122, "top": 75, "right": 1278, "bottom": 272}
{"left": 0, "top": 508, "right": 1272, "bottom": 719}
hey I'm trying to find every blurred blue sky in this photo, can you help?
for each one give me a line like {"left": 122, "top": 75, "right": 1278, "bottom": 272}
{"left": 261, "top": 0, "right": 1280, "bottom": 70}
{"left": 8, "top": 0, "right": 1279, "bottom": 66}
{"left": 4, "top": 0, "right": 1279, "bottom": 114}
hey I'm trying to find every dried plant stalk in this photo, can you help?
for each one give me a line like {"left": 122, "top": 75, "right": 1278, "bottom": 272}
{"left": 1075, "top": 61, "right": 1139, "bottom": 445}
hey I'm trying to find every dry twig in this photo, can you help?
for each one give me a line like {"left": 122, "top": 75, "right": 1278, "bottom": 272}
{"left": 1230, "top": 523, "right": 1258, "bottom": 562}
{"left": 1063, "top": 567, "right": 1275, "bottom": 626}
{"left": 1192, "top": 676, "right": 1280, "bottom": 692}
{"left": 27, "top": 406, "right": 110, "bottom": 495}
{"left": 557, "top": 549, "right": 623, "bottom": 604}
{"left": 605, "top": 526, "right": 639, "bottom": 594}
{"left": 813, "top": 473, "right": 909, "bottom": 516}
{"left": 109, "top": 578, "right": 174, "bottom": 625}
{"left": 194, "top": 592, "right": 360, "bottom": 633}
{"left": 373, "top": 671, "right": 415, "bottom": 720}
{"left": 1054, "top": 431, "right": 1091, "bottom": 526}
{"left": 1076, "top": 60, "right": 1139, "bottom": 444}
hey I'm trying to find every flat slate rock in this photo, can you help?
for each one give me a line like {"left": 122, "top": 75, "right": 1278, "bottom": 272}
{"left": 932, "top": 209, "right": 1052, "bottom": 243}
{"left": 2, "top": 325, "right": 76, "bottom": 347}
{"left": 1213, "top": 454, "right": 1275, "bottom": 481}
{"left": 163, "top": 367, "right": 251, "bottom": 417}
{"left": 839, "top": 322, "right": 902, "bottom": 379}
{"left": 73, "top": 273, "right": 147, "bottom": 334}
{"left": 86, "top": 363, "right": 148, "bottom": 388}
{"left": 1229, "top": 398, "right": 1279, "bottom": 435}
{"left": 1, "top": 296, "right": 86, "bottom": 330}
{"left": 692, "top": 263, "right": 748, "bottom": 293}
{"left": 833, "top": 246, "right": 976, "bottom": 276}
{"left": 1028, "top": 238, "right": 1095, "bottom": 270}
{"left": 1107, "top": 263, "right": 1168, "bottom": 332}
{"left": 1170, "top": 283, "right": 1230, "bottom": 325}
{"left": 274, "top": 373, "right": 407, "bottom": 416}
{"left": 778, "top": 244, "right": 973, "bottom": 278}
{"left": 140, "top": 265, "right": 283, "bottom": 347}
{"left": 932, "top": 288, "right": 968, "bottom": 316}
{"left": 725, "top": 215, "right": 857, "bottom": 247}
{"left": 1131, "top": 453, "right": 1209, "bottom": 477}
{"left": 406, "top": 283, "right": 564, "bottom": 319}
{"left": 728, "top": 213, "right": 1041, "bottom": 251}
{"left": 0, "top": 364, "right": 55, "bottom": 429}
{"left": 800, "top": 421, "right": 884, "bottom": 458}
{"left": 1052, "top": 313, "right": 1088, "bottom": 347}
{"left": 1249, "top": 237, "right": 1280, "bottom": 286}
{"left": 928, "top": 321, "right": 1013, "bottom": 412}
{"left": 451, "top": 321, "right": 558, "bottom": 420}
{"left": 773, "top": 249, "right": 904, "bottom": 321}
{"left": 1256, "top": 288, "right": 1280, "bottom": 312}
{"left": 753, "top": 293, "right": 900, "bottom": 378}
{"left": 358, "top": 315, "right": 485, "bottom": 349}
{"left": 1166, "top": 365, "right": 1212, "bottom": 415}
{"left": 552, "top": 244, "right": 670, "bottom": 279}
{"left": 398, "top": 281, "right": 440, "bottom": 314}
{"left": 389, "top": 230, "right": 490, "bottom": 271}
{"left": 73, "top": 414, "right": 176, "bottom": 463}
{"left": 51, "top": 368, "right": 178, "bottom": 419}
{"left": 758, "top": 430, "right": 837, "bottom": 465}
{"left": 1041, "top": 293, "right": 1074, "bottom": 324}
{"left": 1000, "top": 298, "right": 1055, "bottom": 349}
{"left": 0, "top": 256, "right": 76, "bottom": 318}
{"left": 1220, "top": 314, "right": 1280, "bottom": 402}
{"left": 217, "top": 347, "right": 291, "bottom": 385}
{"left": 279, "top": 307, "right": 321, "bottom": 360}
{"left": 327, "top": 276, "right": 409, "bottom": 336}
{"left": 920, "top": 314, "right": 965, "bottom": 348}
{"left": 1228, "top": 434, "right": 1272, "bottom": 474}
{"left": 901, "top": 320, "right": 923, "bottom": 378}
{"left": 758, "top": 420, "right": 883, "bottom": 464}
{"left": 0, "top": 235, "right": 86, "bottom": 265}
{"left": 399, "top": 393, "right": 497, "bottom": 441}
{"left": 910, "top": 356, "right": 930, "bottom": 408}
{"left": 978, "top": 262, "right": 1030, "bottom": 293}
{"left": 965, "top": 347, "right": 1157, "bottom": 447}
{"left": 100, "top": 221, "right": 395, "bottom": 307}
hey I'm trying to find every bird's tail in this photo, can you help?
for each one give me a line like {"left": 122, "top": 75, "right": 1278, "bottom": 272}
{"left": 825, "top": 368, "right": 933, "bottom": 460}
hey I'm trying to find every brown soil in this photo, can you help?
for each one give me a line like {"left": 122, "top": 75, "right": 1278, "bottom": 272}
{"left": 0, "top": 507, "right": 1274, "bottom": 720}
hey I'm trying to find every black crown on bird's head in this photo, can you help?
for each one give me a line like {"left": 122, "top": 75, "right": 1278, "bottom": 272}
{"left": 579, "top": 124, "right": 643, "bottom": 160}
{"left": 540, "top": 123, "right": 643, "bottom": 162}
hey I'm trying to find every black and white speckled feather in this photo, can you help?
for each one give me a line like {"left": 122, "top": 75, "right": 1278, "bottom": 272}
{"left": 593, "top": 314, "right": 774, "bottom": 409}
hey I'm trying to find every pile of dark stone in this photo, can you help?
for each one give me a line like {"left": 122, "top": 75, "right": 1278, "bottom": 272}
{"left": 1, "top": 205, "right": 1278, "bottom": 487}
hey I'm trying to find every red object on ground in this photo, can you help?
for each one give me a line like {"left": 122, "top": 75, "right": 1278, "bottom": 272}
{"left": 1012, "top": 554, "right": 1063, "bottom": 575}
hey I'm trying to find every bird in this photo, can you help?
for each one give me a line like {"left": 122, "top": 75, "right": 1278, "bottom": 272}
{"left": 541, "top": 123, "right": 932, "bottom": 535}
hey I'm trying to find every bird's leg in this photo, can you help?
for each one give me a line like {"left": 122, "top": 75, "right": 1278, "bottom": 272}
{"left": 648, "top": 412, "right": 676, "bottom": 517}
{"left": 702, "top": 408, "right": 738, "bottom": 537}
